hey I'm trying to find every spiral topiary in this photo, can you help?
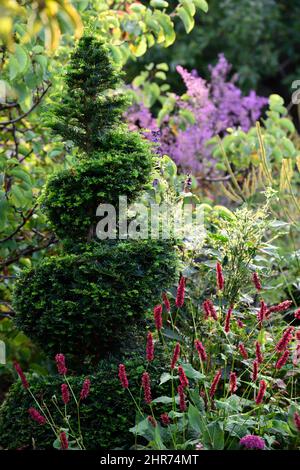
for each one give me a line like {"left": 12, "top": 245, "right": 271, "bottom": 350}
{"left": 0, "top": 35, "right": 178, "bottom": 449}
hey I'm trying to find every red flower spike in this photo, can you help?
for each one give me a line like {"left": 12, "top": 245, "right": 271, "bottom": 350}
{"left": 178, "top": 365, "right": 189, "bottom": 388}
{"left": 118, "top": 364, "right": 129, "bottom": 389}
{"left": 252, "top": 360, "right": 258, "bottom": 382}
{"left": 252, "top": 272, "right": 262, "bottom": 291}
{"left": 255, "top": 341, "right": 263, "bottom": 364}
{"left": 154, "top": 304, "right": 163, "bottom": 331}
{"left": 238, "top": 343, "right": 248, "bottom": 360}
{"left": 256, "top": 380, "right": 267, "bottom": 405}
{"left": 171, "top": 342, "right": 180, "bottom": 369}
{"left": 162, "top": 292, "right": 170, "bottom": 312}
{"left": 210, "top": 370, "right": 222, "bottom": 398}
{"left": 195, "top": 339, "right": 207, "bottom": 361}
{"left": 60, "top": 432, "right": 69, "bottom": 450}
{"left": 28, "top": 408, "right": 46, "bottom": 425}
{"left": 55, "top": 354, "right": 67, "bottom": 375}
{"left": 13, "top": 361, "right": 29, "bottom": 389}
{"left": 61, "top": 383, "right": 70, "bottom": 404}
{"left": 175, "top": 277, "right": 186, "bottom": 308}
{"left": 275, "top": 350, "right": 290, "bottom": 370}
{"left": 229, "top": 372, "right": 237, "bottom": 394}
{"left": 224, "top": 306, "right": 233, "bottom": 333}
{"left": 80, "top": 378, "right": 91, "bottom": 400}
{"left": 142, "top": 372, "right": 152, "bottom": 404}
{"left": 216, "top": 262, "right": 224, "bottom": 291}
{"left": 178, "top": 384, "right": 186, "bottom": 411}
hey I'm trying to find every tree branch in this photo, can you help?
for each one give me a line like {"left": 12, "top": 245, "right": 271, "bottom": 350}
{"left": 0, "top": 235, "right": 58, "bottom": 269}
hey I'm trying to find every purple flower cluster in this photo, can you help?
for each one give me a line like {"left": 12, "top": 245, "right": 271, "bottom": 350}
{"left": 239, "top": 434, "right": 265, "bottom": 450}
{"left": 126, "top": 54, "right": 267, "bottom": 174}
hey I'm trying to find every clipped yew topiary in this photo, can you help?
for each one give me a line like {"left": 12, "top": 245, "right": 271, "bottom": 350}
{"left": 0, "top": 35, "right": 178, "bottom": 449}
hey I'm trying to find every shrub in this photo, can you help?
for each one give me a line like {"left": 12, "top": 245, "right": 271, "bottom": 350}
{"left": 13, "top": 240, "right": 178, "bottom": 364}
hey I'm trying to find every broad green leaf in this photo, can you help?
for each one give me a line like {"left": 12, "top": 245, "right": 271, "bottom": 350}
{"left": 152, "top": 395, "right": 173, "bottom": 404}
{"left": 181, "top": 362, "right": 205, "bottom": 381}
{"left": 194, "top": 0, "right": 209, "bottom": 12}
{"left": 159, "top": 372, "right": 172, "bottom": 385}
{"left": 188, "top": 403, "right": 204, "bottom": 433}
{"left": 177, "top": 6, "right": 194, "bottom": 33}
{"left": 15, "top": 44, "right": 29, "bottom": 73}
{"left": 150, "top": 0, "right": 169, "bottom": 8}
{"left": 207, "top": 421, "right": 224, "bottom": 450}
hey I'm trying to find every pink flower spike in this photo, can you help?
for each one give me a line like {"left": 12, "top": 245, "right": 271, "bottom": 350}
{"left": 162, "top": 292, "right": 170, "bottom": 312}
{"left": 294, "top": 412, "right": 300, "bottom": 432}
{"left": 55, "top": 354, "right": 67, "bottom": 375}
{"left": 154, "top": 304, "right": 163, "bottom": 331}
{"left": 252, "top": 360, "right": 258, "bottom": 381}
{"left": 255, "top": 341, "right": 263, "bottom": 364}
{"left": 178, "top": 384, "right": 186, "bottom": 411}
{"left": 28, "top": 407, "right": 46, "bottom": 425}
{"left": 252, "top": 272, "right": 262, "bottom": 291}
{"left": 147, "top": 415, "right": 157, "bottom": 427}
{"left": 195, "top": 339, "right": 207, "bottom": 361}
{"left": 238, "top": 343, "right": 248, "bottom": 360}
{"left": 266, "top": 300, "right": 293, "bottom": 317}
{"left": 276, "top": 326, "right": 294, "bottom": 352}
{"left": 216, "top": 262, "right": 224, "bottom": 291}
{"left": 142, "top": 372, "right": 152, "bottom": 404}
{"left": 236, "top": 319, "right": 244, "bottom": 329}
{"left": 13, "top": 361, "right": 29, "bottom": 389}
{"left": 210, "top": 370, "right": 222, "bottom": 398}
{"left": 118, "top": 364, "right": 129, "bottom": 389}
{"left": 294, "top": 308, "right": 300, "bottom": 320}
{"left": 256, "top": 380, "right": 267, "bottom": 405}
{"left": 80, "top": 378, "right": 91, "bottom": 400}
{"left": 60, "top": 431, "right": 69, "bottom": 450}
{"left": 61, "top": 383, "right": 70, "bottom": 404}
{"left": 175, "top": 277, "right": 186, "bottom": 308}
{"left": 146, "top": 332, "right": 154, "bottom": 362}
{"left": 224, "top": 306, "right": 233, "bottom": 333}
{"left": 171, "top": 342, "right": 180, "bottom": 369}
{"left": 178, "top": 366, "right": 189, "bottom": 388}
{"left": 229, "top": 372, "right": 237, "bottom": 394}
{"left": 275, "top": 350, "right": 290, "bottom": 370}
{"left": 160, "top": 413, "right": 171, "bottom": 426}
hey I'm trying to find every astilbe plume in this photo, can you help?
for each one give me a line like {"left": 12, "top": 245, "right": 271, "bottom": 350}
{"left": 238, "top": 343, "right": 248, "bottom": 360}
{"left": 146, "top": 332, "right": 154, "bottom": 362}
{"left": 13, "top": 361, "right": 29, "bottom": 389}
{"left": 171, "top": 342, "right": 180, "bottom": 369}
{"left": 256, "top": 380, "right": 267, "bottom": 405}
{"left": 80, "top": 378, "right": 91, "bottom": 400}
{"left": 60, "top": 431, "right": 69, "bottom": 450}
{"left": 252, "top": 272, "right": 262, "bottom": 291}
{"left": 175, "top": 277, "right": 185, "bottom": 308}
{"left": 195, "top": 339, "right": 207, "bottom": 361}
{"left": 210, "top": 370, "right": 222, "bottom": 398}
{"left": 229, "top": 372, "right": 237, "bottom": 394}
{"left": 252, "top": 360, "right": 258, "bottom": 381}
{"left": 118, "top": 364, "right": 129, "bottom": 389}
{"left": 275, "top": 350, "right": 290, "bottom": 370}
{"left": 61, "top": 383, "right": 70, "bottom": 404}
{"left": 224, "top": 306, "right": 233, "bottom": 333}
{"left": 240, "top": 435, "right": 265, "bottom": 450}
{"left": 55, "top": 354, "right": 67, "bottom": 375}
{"left": 216, "top": 262, "right": 224, "bottom": 291}
{"left": 178, "top": 366, "right": 189, "bottom": 388}
{"left": 28, "top": 407, "right": 46, "bottom": 425}
{"left": 276, "top": 326, "right": 294, "bottom": 352}
{"left": 178, "top": 385, "right": 186, "bottom": 411}
{"left": 255, "top": 341, "right": 263, "bottom": 364}
{"left": 154, "top": 304, "right": 163, "bottom": 331}
{"left": 142, "top": 372, "right": 152, "bottom": 404}
{"left": 162, "top": 292, "right": 170, "bottom": 312}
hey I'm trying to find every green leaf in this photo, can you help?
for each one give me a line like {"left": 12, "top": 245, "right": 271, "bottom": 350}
{"left": 194, "top": 0, "right": 209, "bottom": 12}
{"left": 150, "top": 0, "right": 169, "bottom": 8}
{"left": 152, "top": 395, "right": 173, "bottom": 404}
{"left": 207, "top": 421, "right": 224, "bottom": 450}
{"left": 180, "top": 0, "right": 196, "bottom": 16}
{"left": 155, "top": 12, "right": 176, "bottom": 47}
{"left": 157, "top": 63, "right": 169, "bottom": 71}
{"left": 159, "top": 372, "right": 172, "bottom": 385}
{"left": 181, "top": 362, "right": 205, "bottom": 381}
{"left": 188, "top": 403, "right": 204, "bottom": 433}
{"left": 8, "top": 55, "right": 20, "bottom": 81}
{"left": 15, "top": 44, "right": 29, "bottom": 74}
{"left": 177, "top": 6, "right": 195, "bottom": 33}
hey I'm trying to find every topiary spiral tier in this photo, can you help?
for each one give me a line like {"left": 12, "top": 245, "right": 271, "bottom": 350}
{"left": 0, "top": 35, "right": 178, "bottom": 449}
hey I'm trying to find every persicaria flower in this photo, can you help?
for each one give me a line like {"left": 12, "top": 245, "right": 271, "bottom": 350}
{"left": 175, "top": 276, "right": 186, "bottom": 308}
{"left": 294, "top": 308, "right": 300, "bottom": 320}
{"left": 240, "top": 435, "right": 265, "bottom": 450}
{"left": 294, "top": 412, "right": 300, "bottom": 432}
{"left": 195, "top": 339, "right": 207, "bottom": 361}
{"left": 229, "top": 372, "right": 237, "bottom": 394}
{"left": 28, "top": 407, "right": 46, "bottom": 425}
{"left": 257, "top": 300, "right": 267, "bottom": 326}
{"left": 13, "top": 361, "right": 29, "bottom": 389}
{"left": 237, "top": 319, "right": 244, "bottom": 329}
{"left": 61, "top": 383, "right": 70, "bottom": 404}
{"left": 147, "top": 415, "right": 157, "bottom": 427}
{"left": 296, "top": 330, "right": 300, "bottom": 341}
{"left": 256, "top": 380, "right": 267, "bottom": 405}
{"left": 154, "top": 304, "right": 163, "bottom": 331}
{"left": 209, "top": 369, "right": 222, "bottom": 398}
{"left": 118, "top": 364, "right": 129, "bottom": 389}
{"left": 252, "top": 272, "right": 262, "bottom": 291}
{"left": 216, "top": 262, "right": 224, "bottom": 291}
{"left": 178, "top": 384, "right": 186, "bottom": 411}
{"left": 275, "top": 350, "right": 290, "bottom": 370}
{"left": 160, "top": 413, "right": 171, "bottom": 426}
{"left": 55, "top": 354, "right": 67, "bottom": 375}
{"left": 255, "top": 341, "right": 263, "bottom": 364}
{"left": 162, "top": 292, "right": 170, "bottom": 312}
{"left": 293, "top": 344, "right": 300, "bottom": 367}
{"left": 142, "top": 372, "right": 152, "bottom": 404}
{"left": 203, "top": 299, "right": 217, "bottom": 321}
{"left": 178, "top": 366, "right": 189, "bottom": 388}
{"left": 252, "top": 360, "right": 258, "bottom": 381}
{"left": 266, "top": 300, "right": 293, "bottom": 317}
{"left": 60, "top": 431, "right": 68, "bottom": 450}
{"left": 238, "top": 343, "right": 248, "bottom": 360}
{"left": 224, "top": 306, "right": 233, "bottom": 333}
{"left": 276, "top": 326, "right": 294, "bottom": 352}
{"left": 146, "top": 332, "right": 154, "bottom": 362}
{"left": 80, "top": 378, "right": 91, "bottom": 400}
{"left": 171, "top": 342, "right": 180, "bottom": 369}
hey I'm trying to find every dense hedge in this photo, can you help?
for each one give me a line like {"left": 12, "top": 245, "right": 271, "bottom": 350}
{"left": 40, "top": 131, "right": 154, "bottom": 241}
{"left": 13, "top": 240, "right": 178, "bottom": 365}
{"left": 0, "top": 352, "right": 167, "bottom": 450}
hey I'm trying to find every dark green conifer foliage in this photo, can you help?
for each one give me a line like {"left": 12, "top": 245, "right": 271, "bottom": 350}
{"left": 50, "top": 36, "right": 128, "bottom": 152}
